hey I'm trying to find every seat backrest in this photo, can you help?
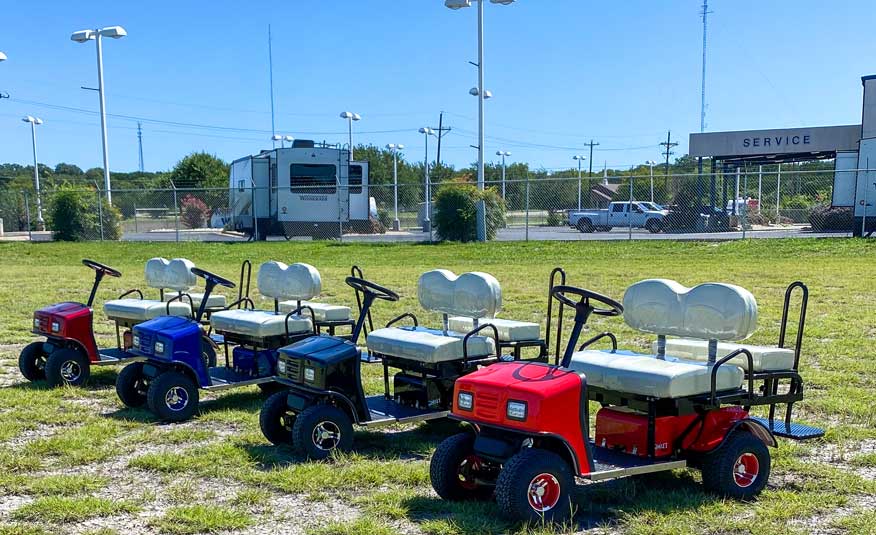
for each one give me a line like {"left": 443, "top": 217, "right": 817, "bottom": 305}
{"left": 417, "top": 269, "right": 501, "bottom": 319}
{"left": 623, "top": 279, "right": 757, "bottom": 341}
{"left": 257, "top": 261, "right": 321, "bottom": 301}
{"left": 144, "top": 257, "right": 196, "bottom": 292}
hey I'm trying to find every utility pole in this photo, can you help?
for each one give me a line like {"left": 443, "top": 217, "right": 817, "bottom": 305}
{"left": 433, "top": 111, "right": 452, "bottom": 178}
{"left": 660, "top": 131, "right": 678, "bottom": 189}
{"left": 583, "top": 140, "right": 599, "bottom": 206}
{"left": 268, "top": 24, "right": 276, "bottom": 148}
{"left": 137, "top": 122, "right": 144, "bottom": 172}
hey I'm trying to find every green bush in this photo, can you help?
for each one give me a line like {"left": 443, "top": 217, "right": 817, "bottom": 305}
{"left": 809, "top": 205, "right": 853, "bottom": 231}
{"left": 433, "top": 184, "right": 506, "bottom": 242}
{"left": 49, "top": 187, "right": 121, "bottom": 241}
{"left": 545, "top": 210, "right": 565, "bottom": 227}
{"left": 180, "top": 195, "right": 209, "bottom": 229}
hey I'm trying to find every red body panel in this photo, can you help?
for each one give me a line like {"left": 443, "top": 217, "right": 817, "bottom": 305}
{"left": 33, "top": 302, "right": 99, "bottom": 361}
{"left": 452, "top": 361, "right": 593, "bottom": 475}
{"left": 686, "top": 406, "right": 750, "bottom": 452}
{"left": 596, "top": 408, "right": 698, "bottom": 458}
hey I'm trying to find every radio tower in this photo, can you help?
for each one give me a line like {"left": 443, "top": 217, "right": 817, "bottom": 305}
{"left": 137, "top": 122, "right": 144, "bottom": 172}
{"left": 700, "top": 0, "right": 712, "bottom": 133}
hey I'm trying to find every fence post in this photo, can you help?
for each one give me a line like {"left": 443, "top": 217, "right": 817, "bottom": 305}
{"left": 863, "top": 158, "right": 870, "bottom": 237}
{"left": 96, "top": 187, "right": 105, "bottom": 242}
{"left": 628, "top": 172, "right": 633, "bottom": 241}
{"left": 172, "top": 182, "right": 180, "bottom": 242}
{"left": 134, "top": 203, "right": 138, "bottom": 233}
{"left": 525, "top": 174, "right": 530, "bottom": 241}
{"left": 757, "top": 165, "right": 763, "bottom": 213}
{"left": 776, "top": 164, "right": 782, "bottom": 220}
{"left": 24, "top": 190, "right": 32, "bottom": 241}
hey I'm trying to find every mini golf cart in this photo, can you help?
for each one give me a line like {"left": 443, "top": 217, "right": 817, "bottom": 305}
{"left": 260, "top": 268, "right": 559, "bottom": 459}
{"left": 116, "top": 262, "right": 328, "bottom": 421}
{"left": 430, "top": 279, "right": 824, "bottom": 523}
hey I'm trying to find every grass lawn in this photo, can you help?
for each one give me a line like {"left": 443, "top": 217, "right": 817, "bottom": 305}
{"left": 0, "top": 238, "right": 873, "bottom": 534}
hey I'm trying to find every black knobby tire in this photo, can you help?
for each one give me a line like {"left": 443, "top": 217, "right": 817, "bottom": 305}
{"left": 201, "top": 337, "right": 217, "bottom": 369}
{"left": 576, "top": 219, "right": 594, "bottom": 233}
{"left": 292, "top": 404, "right": 354, "bottom": 460}
{"left": 260, "top": 390, "right": 296, "bottom": 445}
{"left": 495, "top": 448, "right": 576, "bottom": 524}
{"left": 430, "top": 432, "right": 494, "bottom": 501}
{"left": 147, "top": 370, "right": 199, "bottom": 422}
{"left": 19, "top": 342, "right": 47, "bottom": 382}
{"left": 700, "top": 431, "right": 770, "bottom": 500}
{"left": 645, "top": 219, "right": 663, "bottom": 233}
{"left": 44, "top": 348, "right": 91, "bottom": 387}
{"left": 116, "top": 362, "right": 148, "bottom": 408}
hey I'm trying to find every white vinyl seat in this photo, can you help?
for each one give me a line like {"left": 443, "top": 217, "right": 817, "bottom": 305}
{"left": 210, "top": 309, "right": 312, "bottom": 338}
{"left": 103, "top": 257, "right": 197, "bottom": 323}
{"left": 656, "top": 339, "right": 795, "bottom": 372}
{"left": 210, "top": 261, "right": 321, "bottom": 339}
{"left": 367, "top": 326, "right": 496, "bottom": 364}
{"left": 569, "top": 349, "right": 744, "bottom": 398}
{"left": 103, "top": 299, "right": 192, "bottom": 322}
{"left": 278, "top": 300, "right": 351, "bottom": 322}
{"left": 163, "top": 292, "right": 227, "bottom": 310}
{"left": 448, "top": 317, "right": 540, "bottom": 342}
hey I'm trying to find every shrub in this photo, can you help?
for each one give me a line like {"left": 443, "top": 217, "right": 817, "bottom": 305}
{"left": 545, "top": 210, "right": 565, "bottom": 227}
{"left": 433, "top": 184, "right": 506, "bottom": 242}
{"left": 180, "top": 195, "right": 210, "bottom": 229}
{"left": 809, "top": 205, "right": 853, "bottom": 231}
{"left": 49, "top": 187, "right": 121, "bottom": 241}
{"left": 377, "top": 207, "right": 393, "bottom": 229}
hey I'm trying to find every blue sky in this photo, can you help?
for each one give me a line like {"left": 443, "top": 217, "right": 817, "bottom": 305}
{"left": 1, "top": 0, "right": 874, "bottom": 175}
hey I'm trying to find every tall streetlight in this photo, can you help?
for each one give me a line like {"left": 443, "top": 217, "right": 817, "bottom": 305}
{"left": 419, "top": 127, "right": 436, "bottom": 233}
{"left": 645, "top": 160, "right": 658, "bottom": 202}
{"left": 446, "top": 0, "right": 515, "bottom": 241}
{"left": 71, "top": 25, "right": 127, "bottom": 205}
{"left": 22, "top": 116, "right": 45, "bottom": 230}
{"left": 496, "top": 150, "right": 511, "bottom": 198}
{"left": 573, "top": 155, "right": 587, "bottom": 210}
{"left": 386, "top": 143, "right": 405, "bottom": 231}
{"left": 339, "top": 111, "right": 360, "bottom": 161}
{"left": 272, "top": 134, "right": 294, "bottom": 148}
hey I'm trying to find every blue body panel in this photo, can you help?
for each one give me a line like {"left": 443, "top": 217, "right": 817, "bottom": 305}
{"left": 132, "top": 315, "right": 209, "bottom": 386}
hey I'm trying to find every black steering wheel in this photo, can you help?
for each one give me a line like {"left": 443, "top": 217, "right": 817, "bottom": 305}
{"left": 82, "top": 259, "right": 122, "bottom": 278}
{"left": 191, "top": 267, "right": 236, "bottom": 289}
{"left": 345, "top": 276, "right": 399, "bottom": 302}
{"left": 551, "top": 285, "right": 623, "bottom": 317}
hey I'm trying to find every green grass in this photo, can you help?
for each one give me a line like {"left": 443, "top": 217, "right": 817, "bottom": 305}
{"left": 0, "top": 239, "right": 874, "bottom": 534}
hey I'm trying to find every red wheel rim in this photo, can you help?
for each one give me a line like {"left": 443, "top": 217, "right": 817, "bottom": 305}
{"left": 733, "top": 452, "right": 760, "bottom": 488}
{"left": 457, "top": 455, "right": 483, "bottom": 490}
{"left": 527, "top": 473, "right": 561, "bottom": 512}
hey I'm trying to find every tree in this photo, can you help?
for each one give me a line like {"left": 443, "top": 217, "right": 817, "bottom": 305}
{"left": 54, "top": 163, "right": 83, "bottom": 176}
{"left": 169, "top": 152, "right": 229, "bottom": 189}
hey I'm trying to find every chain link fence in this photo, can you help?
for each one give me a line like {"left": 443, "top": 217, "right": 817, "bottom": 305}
{"left": 0, "top": 168, "right": 865, "bottom": 242}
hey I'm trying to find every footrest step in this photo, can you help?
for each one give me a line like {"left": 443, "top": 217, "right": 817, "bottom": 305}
{"left": 751, "top": 416, "right": 824, "bottom": 440}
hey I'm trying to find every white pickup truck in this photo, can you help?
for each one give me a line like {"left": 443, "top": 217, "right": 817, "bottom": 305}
{"left": 568, "top": 201, "right": 666, "bottom": 233}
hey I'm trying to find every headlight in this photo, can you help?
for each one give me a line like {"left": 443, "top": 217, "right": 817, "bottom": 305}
{"left": 154, "top": 341, "right": 165, "bottom": 354}
{"left": 33, "top": 318, "right": 41, "bottom": 329}
{"left": 304, "top": 367, "right": 315, "bottom": 382}
{"left": 51, "top": 321, "right": 60, "bottom": 333}
{"left": 277, "top": 360, "right": 287, "bottom": 374}
{"left": 506, "top": 400, "right": 527, "bottom": 421}
{"left": 457, "top": 391, "right": 473, "bottom": 411}
{"left": 133, "top": 335, "right": 140, "bottom": 348}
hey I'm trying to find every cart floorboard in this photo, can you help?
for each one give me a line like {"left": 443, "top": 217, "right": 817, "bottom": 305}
{"left": 586, "top": 444, "right": 687, "bottom": 481}
{"left": 362, "top": 395, "right": 448, "bottom": 427}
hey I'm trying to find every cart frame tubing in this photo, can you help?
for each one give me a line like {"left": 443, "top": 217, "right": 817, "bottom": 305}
{"left": 545, "top": 267, "right": 566, "bottom": 365}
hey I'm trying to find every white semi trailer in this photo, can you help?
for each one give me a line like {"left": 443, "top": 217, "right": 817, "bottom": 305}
{"left": 228, "top": 140, "right": 371, "bottom": 239}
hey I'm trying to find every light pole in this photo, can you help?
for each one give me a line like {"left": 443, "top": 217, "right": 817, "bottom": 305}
{"left": 573, "top": 155, "right": 586, "bottom": 210}
{"left": 386, "top": 144, "right": 405, "bottom": 231}
{"left": 645, "top": 160, "right": 657, "bottom": 202}
{"left": 272, "top": 134, "right": 294, "bottom": 148}
{"left": 496, "top": 150, "right": 511, "bottom": 198}
{"left": 71, "top": 26, "right": 126, "bottom": 205}
{"left": 22, "top": 116, "right": 45, "bottom": 230}
{"left": 446, "top": 0, "right": 515, "bottom": 241}
{"left": 339, "top": 111, "right": 360, "bottom": 161}
{"left": 419, "top": 127, "right": 436, "bottom": 233}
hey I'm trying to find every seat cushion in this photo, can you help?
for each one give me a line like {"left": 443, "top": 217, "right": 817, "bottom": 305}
{"left": 278, "top": 301, "right": 351, "bottom": 322}
{"left": 163, "top": 292, "right": 227, "bottom": 310}
{"left": 210, "top": 309, "right": 313, "bottom": 338}
{"left": 656, "top": 339, "right": 795, "bottom": 372}
{"left": 103, "top": 299, "right": 192, "bottom": 322}
{"left": 366, "top": 326, "right": 496, "bottom": 364}
{"left": 448, "top": 317, "right": 540, "bottom": 342}
{"left": 568, "top": 349, "right": 744, "bottom": 398}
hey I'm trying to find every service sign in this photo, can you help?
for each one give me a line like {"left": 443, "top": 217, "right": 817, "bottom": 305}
{"left": 689, "top": 124, "right": 861, "bottom": 158}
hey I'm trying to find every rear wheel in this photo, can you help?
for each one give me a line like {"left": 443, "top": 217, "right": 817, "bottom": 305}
{"left": 430, "top": 432, "right": 494, "bottom": 501}
{"left": 495, "top": 448, "right": 575, "bottom": 524}
{"left": 116, "top": 362, "right": 148, "bottom": 408}
{"left": 575, "top": 219, "right": 594, "bottom": 233}
{"left": 147, "top": 370, "right": 199, "bottom": 422}
{"left": 201, "top": 337, "right": 217, "bottom": 368}
{"left": 45, "top": 348, "right": 90, "bottom": 387}
{"left": 292, "top": 404, "right": 353, "bottom": 460}
{"left": 701, "top": 431, "right": 770, "bottom": 499}
{"left": 645, "top": 219, "right": 663, "bottom": 233}
{"left": 19, "top": 342, "right": 47, "bottom": 381}
{"left": 260, "top": 390, "right": 295, "bottom": 445}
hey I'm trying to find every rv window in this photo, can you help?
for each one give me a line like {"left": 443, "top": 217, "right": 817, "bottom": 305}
{"left": 349, "top": 165, "right": 363, "bottom": 194}
{"left": 290, "top": 164, "right": 336, "bottom": 194}
{"left": 237, "top": 180, "right": 245, "bottom": 192}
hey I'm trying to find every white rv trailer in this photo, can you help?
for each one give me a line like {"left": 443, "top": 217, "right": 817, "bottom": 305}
{"left": 228, "top": 140, "right": 371, "bottom": 238}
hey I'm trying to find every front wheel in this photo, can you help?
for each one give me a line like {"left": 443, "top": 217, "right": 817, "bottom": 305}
{"left": 430, "top": 432, "right": 495, "bottom": 501}
{"left": 645, "top": 219, "right": 663, "bottom": 233}
{"left": 292, "top": 404, "right": 353, "bottom": 460}
{"left": 701, "top": 431, "right": 770, "bottom": 500}
{"left": 147, "top": 370, "right": 199, "bottom": 422}
{"left": 260, "top": 390, "right": 295, "bottom": 445}
{"left": 44, "top": 348, "right": 90, "bottom": 387}
{"left": 495, "top": 448, "right": 575, "bottom": 524}
{"left": 19, "top": 342, "right": 47, "bottom": 382}
{"left": 116, "top": 362, "right": 148, "bottom": 408}
{"left": 575, "top": 219, "right": 594, "bottom": 233}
